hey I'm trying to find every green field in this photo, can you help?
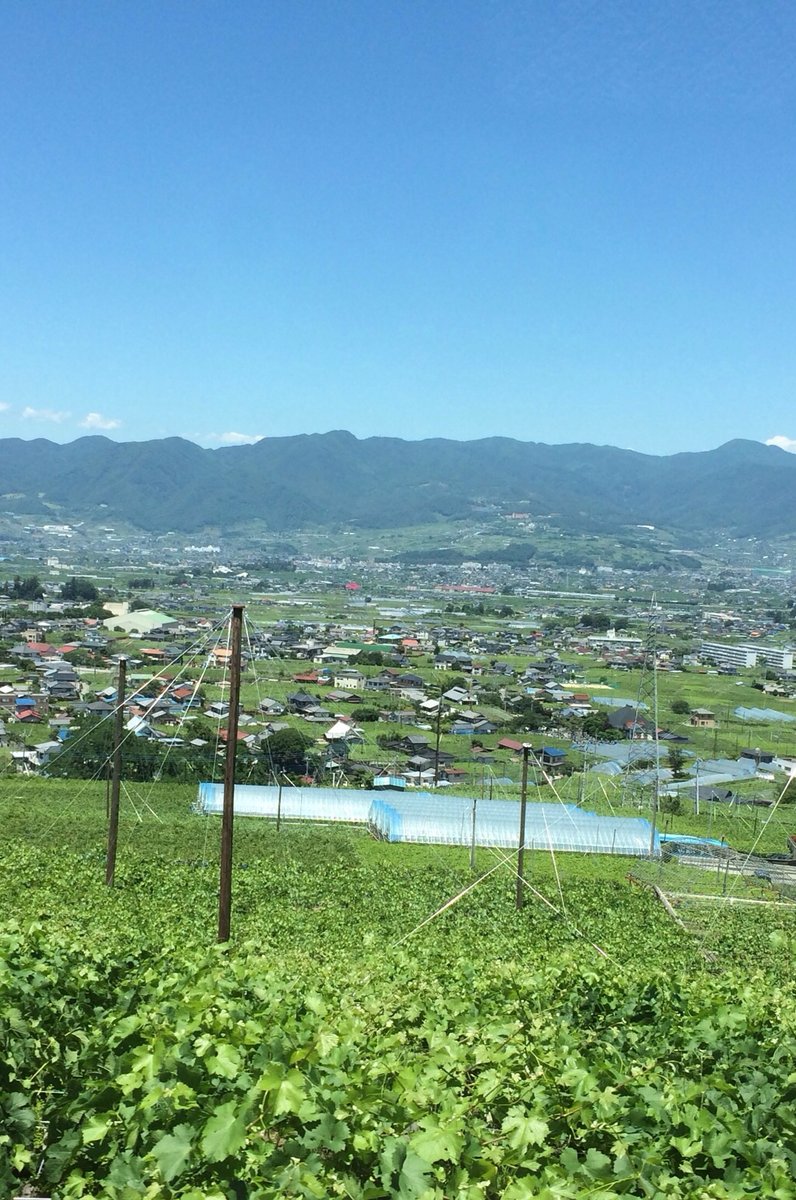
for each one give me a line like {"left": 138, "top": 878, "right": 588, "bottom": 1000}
{"left": 2, "top": 780, "right": 796, "bottom": 1199}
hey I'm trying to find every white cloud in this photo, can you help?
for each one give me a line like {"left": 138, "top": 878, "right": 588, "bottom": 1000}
{"left": 210, "top": 431, "right": 264, "bottom": 445}
{"left": 0, "top": 402, "right": 9, "bottom": 412}
{"left": 21, "top": 406, "right": 70, "bottom": 423}
{"left": 765, "top": 435, "right": 796, "bottom": 454}
{"left": 80, "top": 411, "right": 122, "bottom": 431}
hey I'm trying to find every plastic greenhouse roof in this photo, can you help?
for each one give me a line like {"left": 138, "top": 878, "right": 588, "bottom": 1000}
{"left": 196, "top": 782, "right": 372, "bottom": 824}
{"left": 196, "top": 783, "right": 658, "bottom": 857}
{"left": 734, "top": 706, "right": 795, "bottom": 723}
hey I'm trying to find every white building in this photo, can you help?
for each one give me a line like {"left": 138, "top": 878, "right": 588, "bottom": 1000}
{"left": 699, "top": 641, "right": 793, "bottom": 672}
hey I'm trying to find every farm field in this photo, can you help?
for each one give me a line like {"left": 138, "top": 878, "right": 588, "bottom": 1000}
{"left": 2, "top": 781, "right": 796, "bottom": 1198}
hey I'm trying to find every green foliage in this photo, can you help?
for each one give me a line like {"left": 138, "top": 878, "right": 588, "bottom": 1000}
{"left": 355, "top": 707, "right": 382, "bottom": 722}
{"left": 0, "top": 573, "right": 44, "bottom": 599}
{"left": 63, "top": 647, "right": 99, "bottom": 667}
{"left": 47, "top": 719, "right": 220, "bottom": 784}
{"left": 781, "top": 776, "right": 796, "bottom": 804}
{"left": 580, "top": 610, "right": 612, "bottom": 631}
{"left": 581, "top": 710, "right": 624, "bottom": 741}
{"left": 660, "top": 794, "right": 682, "bottom": 814}
{"left": 263, "top": 727, "right": 316, "bottom": 775}
{"left": 668, "top": 746, "right": 688, "bottom": 780}
{"left": 671, "top": 698, "right": 691, "bottom": 715}
{"left": 508, "top": 695, "right": 551, "bottom": 732}
{"left": 61, "top": 600, "right": 112, "bottom": 620}
{"left": 2, "top": 784, "right": 796, "bottom": 1197}
{"left": 60, "top": 576, "right": 100, "bottom": 602}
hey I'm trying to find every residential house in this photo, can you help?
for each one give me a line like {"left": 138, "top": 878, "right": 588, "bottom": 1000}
{"left": 324, "top": 720, "right": 364, "bottom": 744}
{"left": 365, "top": 674, "right": 394, "bottom": 693}
{"left": 538, "top": 747, "right": 567, "bottom": 774}
{"left": 11, "top": 740, "right": 62, "bottom": 773}
{"left": 396, "top": 672, "right": 425, "bottom": 688}
{"left": 378, "top": 709, "right": 417, "bottom": 725}
{"left": 607, "top": 706, "right": 654, "bottom": 739}
{"left": 401, "top": 733, "right": 431, "bottom": 754}
{"left": 333, "top": 669, "right": 365, "bottom": 690}
{"left": 293, "top": 670, "right": 321, "bottom": 684}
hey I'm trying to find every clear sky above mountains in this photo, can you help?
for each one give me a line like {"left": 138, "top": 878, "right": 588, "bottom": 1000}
{"left": 2, "top": 0, "right": 796, "bottom": 456}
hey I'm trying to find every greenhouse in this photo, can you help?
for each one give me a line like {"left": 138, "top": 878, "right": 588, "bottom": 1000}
{"left": 369, "top": 795, "right": 657, "bottom": 855}
{"left": 195, "top": 782, "right": 372, "bottom": 825}
{"left": 196, "top": 783, "right": 659, "bottom": 856}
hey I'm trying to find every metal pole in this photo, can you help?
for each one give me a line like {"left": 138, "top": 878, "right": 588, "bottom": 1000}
{"left": 469, "top": 791, "right": 478, "bottom": 871}
{"left": 276, "top": 778, "right": 283, "bottom": 833}
{"left": 105, "top": 657, "right": 127, "bottom": 887}
{"left": 515, "top": 745, "right": 531, "bottom": 910}
{"left": 433, "top": 685, "right": 443, "bottom": 787}
{"left": 218, "top": 604, "right": 244, "bottom": 944}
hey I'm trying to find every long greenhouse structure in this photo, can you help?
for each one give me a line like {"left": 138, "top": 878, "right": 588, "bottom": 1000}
{"left": 196, "top": 782, "right": 659, "bottom": 857}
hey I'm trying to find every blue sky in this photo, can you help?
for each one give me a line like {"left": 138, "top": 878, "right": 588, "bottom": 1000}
{"left": 2, "top": 0, "right": 796, "bottom": 455}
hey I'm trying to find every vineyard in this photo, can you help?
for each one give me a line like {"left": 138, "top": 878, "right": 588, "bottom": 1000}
{"left": 2, "top": 781, "right": 796, "bottom": 1198}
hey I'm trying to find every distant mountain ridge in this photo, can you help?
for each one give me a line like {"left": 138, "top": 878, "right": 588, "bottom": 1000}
{"left": 0, "top": 432, "right": 793, "bottom": 536}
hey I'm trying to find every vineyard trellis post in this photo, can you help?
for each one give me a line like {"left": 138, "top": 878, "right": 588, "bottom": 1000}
{"left": 105, "top": 656, "right": 127, "bottom": 887}
{"left": 515, "top": 744, "right": 531, "bottom": 910}
{"left": 433, "top": 682, "right": 443, "bottom": 787}
{"left": 218, "top": 604, "right": 244, "bottom": 944}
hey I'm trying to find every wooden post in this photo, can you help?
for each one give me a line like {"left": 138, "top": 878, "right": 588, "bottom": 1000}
{"left": 515, "top": 744, "right": 531, "bottom": 910}
{"left": 105, "top": 657, "right": 127, "bottom": 887}
{"left": 218, "top": 604, "right": 244, "bottom": 944}
{"left": 433, "top": 685, "right": 443, "bottom": 787}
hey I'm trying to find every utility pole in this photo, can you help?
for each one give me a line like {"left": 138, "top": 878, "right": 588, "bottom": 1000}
{"left": 433, "top": 684, "right": 443, "bottom": 787}
{"left": 105, "top": 657, "right": 127, "bottom": 887}
{"left": 578, "top": 742, "right": 587, "bottom": 807}
{"left": 636, "top": 597, "right": 661, "bottom": 857}
{"left": 218, "top": 604, "right": 244, "bottom": 944}
{"left": 515, "top": 744, "right": 531, "bottom": 910}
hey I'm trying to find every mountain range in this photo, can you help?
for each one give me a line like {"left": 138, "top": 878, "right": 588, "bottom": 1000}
{"left": 0, "top": 432, "right": 793, "bottom": 537}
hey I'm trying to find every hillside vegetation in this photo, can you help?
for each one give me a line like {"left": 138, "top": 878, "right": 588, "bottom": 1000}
{"left": 1, "top": 432, "right": 795, "bottom": 534}
{"left": 2, "top": 782, "right": 796, "bottom": 1198}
